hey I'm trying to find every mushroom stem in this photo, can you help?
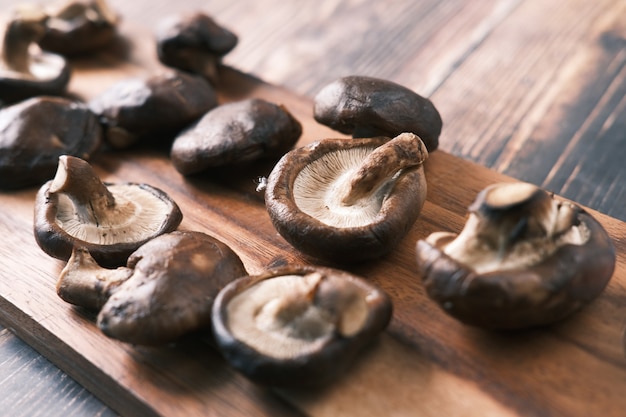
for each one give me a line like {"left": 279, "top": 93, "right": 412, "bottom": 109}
{"left": 194, "top": 54, "right": 219, "bottom": 84}
{"left": 2, "top": 6, "right": 48, "bottom": 73}
{"left": 57, "top": 247, "right": 132, "bottom": 309}
{"left": 48, "top": 155, "right": 116, "bottom": 224}
{"left": 341, "top": 132, "right": 428, "bottom": 206}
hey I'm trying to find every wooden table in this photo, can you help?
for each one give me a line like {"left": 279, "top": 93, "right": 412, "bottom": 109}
{"left": 0, "top": 0, "right": 625, "bottom": 416}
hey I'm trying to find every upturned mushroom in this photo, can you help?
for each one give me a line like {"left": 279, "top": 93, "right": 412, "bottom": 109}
{"left": 0, "top": 5, "right": 71, "bottom": 104}
{"left": 264, "top": 132, "right": 428, "bottom": 263}
{"left": 38, "top": 0, "right": 120, "bottom": 56}
{"left": 58, "top": 231, "right": 247, "bottom": 345}
{"left": 313, "top": 75, "right": 442, "bottom": 152}
{"left": 155, "top": 11, "right": 238, "bottom": 85}
{"left": 34, "top": 155, "right": 183, "bottom": 267}
{"left": 170, "top": 98, "right": 302, "bottom": 175}
{"left": 211, "top": 265, "right": 392, "bottom": 386}
{"left": 415, "top": 181, "right": 616, "bottom": 329}
{"left": 0, "top": 96, "right": 102, "bottom": 189}
{"left": 88, "top": 69, "right": 218, "bottom": 149}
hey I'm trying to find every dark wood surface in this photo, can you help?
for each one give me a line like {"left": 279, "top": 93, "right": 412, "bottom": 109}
{"left": 0, "top": 0, "right": 624, "bottom": 416}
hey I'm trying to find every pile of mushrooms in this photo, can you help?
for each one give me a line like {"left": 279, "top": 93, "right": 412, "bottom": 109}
{"left": 415, "top": 181, "right": 616, "bottom": 329}
{"left": 264, "top": 132, "right": 428, "bottom": 263}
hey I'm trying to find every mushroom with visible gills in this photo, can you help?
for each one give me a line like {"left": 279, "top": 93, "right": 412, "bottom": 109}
{"left": 211, "top": 265, "right": 392, "bottom": 386}
{"left": 58, "top": 231, "right": 247, "bottom": 345}
{"left": 313, "top": 75, "right": 442, "bottom": 152}
{"left": 415, "top": 181, "right": 616, "bottom": 329}
{"left": 34, "top": 155, "right": 183, "bottom": 267}
{"left": 38, "top": 0, "right": 120, "bottom": 56}
{"left": 155, "top": 11, "right": 238, "bottom": 85}
{"left": 0, "top": 5, "right": 71, "bottom": 104}
{"left": 0, "top": 96, "right": 102, "bottom": 190}
{"left": 264, "top": 132, "right": 428, "bottom": 263}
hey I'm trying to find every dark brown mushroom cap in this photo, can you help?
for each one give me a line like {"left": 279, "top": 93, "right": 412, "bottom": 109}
{"left": 34, "top": 156, "right": 183, "bottom": 267}
{"left": 0, "top": 7, "right": 71, "bottom": 104}
{"left": 313, "top": 75, "right": 442, "bottom": 152}
{"left": 171, "top": 98, "right": 302, "bottom": 175}
{"left": 0, "top": 96, "right": 102, "bottom": 189}
{"left": 97, "top": 231, "right": 247, "bottom": 345}
{"left": 155, "top": 11, "right": 238, "bottom": 84}
{"left": 211, "top": 265, "right": 392, "bottom": 387}
{"left": 88, "top": 69, "right": 218, "bottom": 149}
{"left": 264, "top": 136, "right": 427, "bottom": 263}
{"left": 415, "top": 185, "right": 616, "bottom": 329}
{"left": 37, "top": 0, "right": 120, "bottom": 56}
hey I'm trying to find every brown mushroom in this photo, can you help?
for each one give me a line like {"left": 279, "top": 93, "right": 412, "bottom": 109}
{"left": 0, "top": 5, "right": 71, "bottom": 104}
{"left": 155, "top": 11, "right": 238, "bottom": 85}
{"left": 0, "top": 96, "right": 102, "bottom": 189}
{"left": 88, "top": 69, "right": 218, "bottom": 149}
{"left": 415, "top": 181, "right": 616, "bottom": 329}
{"left": 38, "top": 0, "right": 119, "bottom": 56}
{"left": 264, "top": 133, "right": 428, "bottom": 263}
{"left": 34, "top": 155, "right": 183, "bottom": 267}
{"left": 211, "top": 265, "right": 392, "bottom": 386}
{"left": 57, "top": 231, "right": 247, "bottom": 345}
{"left": 313, "top": 75, "right": 442, "bottom": 152}
{"left": 170, "top": 98, "right": 302, "bottom": 175}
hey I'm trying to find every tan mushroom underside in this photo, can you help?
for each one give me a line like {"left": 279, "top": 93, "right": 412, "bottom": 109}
{"left": 293, "top": 147, "right": 398, "bottom": 228}
{"left": 430, "top": 187, "right": 591, "bottom": 274}
{"left": 55, "top": 185, "right": 175, "bottom": 245}
{"left": 226, "top": 274, "right": 368, "bottom": 359}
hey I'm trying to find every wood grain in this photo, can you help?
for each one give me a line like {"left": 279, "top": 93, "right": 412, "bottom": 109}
{"left": 1, "top": 16, "right": 626, "bottom": 416}
{"left": 0, "top": 0, "right": 624, "bottom": 416}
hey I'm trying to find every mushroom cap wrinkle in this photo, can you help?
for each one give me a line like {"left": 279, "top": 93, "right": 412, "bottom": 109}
{"left": 415, "top": 182, "right": 616, "bottom": 329}
{"left": 211, "top": 265, "right": 392, "bottom": 387}
{"left": 265, "top": 134, "right": 428, "bottom": 263}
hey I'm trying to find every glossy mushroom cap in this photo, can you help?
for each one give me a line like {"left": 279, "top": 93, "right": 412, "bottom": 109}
{"left": 415, "top": 182, "right": 616, "bottom": 329}
{"left": 88, "top": 69, "right": 218, "bottom": 149}
{"left": 38, "top": 0, "right": 120, "bottom": 56}
{"left": 313, "top": 75, "right": 442, "bottom": 152}
{"left": 156, "top": 11, "right": 238, "bottom": 85}
{"left": 211, "top": 265, "right": 392, "bottom": 387}
{"left": 0, "top": 96, "right": 102, "bottom": 190}
{"left": 170, "top": 98, "right": 302, "bottom": 175}
{"left": 264, "top": 133, "right": 428, "bottom": 263}
{"left": 95, "top": 231, "right": 247, "bottom": 345}
{"left": 34, "top": 155, "right": 183, "bottom": 267}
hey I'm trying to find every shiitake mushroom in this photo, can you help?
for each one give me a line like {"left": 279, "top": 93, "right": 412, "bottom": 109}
{"left": 58, "top": 231, "right": 247, "bottom": 345}
{"left": 415, "top": 182, "right": 616, "bottom": 329}
{"left": 0, "top": 96, "right": 102, "bottom": 190}
{"left": 88, "top": 69, "right": 218, "bottom": 149}
{"left": 264, "top": 133, "right": 428, "bottom": 263}
{"left": 211, "top": 265, "right": 392, "bottom": 387}
{"left": 170, "top": 98, "right": 302, "bottom": 175}
{"left": 0, "top": 5, "right": 71, "bottom": 105}
{"left": 34, "top": 155, "right": 182, "bottom": 267}
{"left": 313, "top": 75, "right": 442, "bottom": 152}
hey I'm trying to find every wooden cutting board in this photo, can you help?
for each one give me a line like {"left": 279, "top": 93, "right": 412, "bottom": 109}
{"left": 1, "top": 24, "right": 625, "bottom": 417}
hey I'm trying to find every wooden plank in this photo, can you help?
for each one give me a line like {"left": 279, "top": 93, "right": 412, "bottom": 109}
{"left": 1, "top": 17, "right": 626, "bottom": 417}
